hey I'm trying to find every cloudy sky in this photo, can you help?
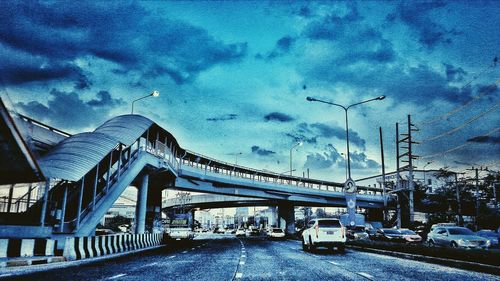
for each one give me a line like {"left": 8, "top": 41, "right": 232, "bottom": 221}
{"left": 1, "top": 1, "right": 498, "bottom": 183}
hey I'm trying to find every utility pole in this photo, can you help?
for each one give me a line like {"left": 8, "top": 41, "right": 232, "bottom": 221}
{"left": 475, "top": 168, "right": 479, "bottom": 231}
{"left": 454, "top": 172, "right": 463, "bottom": 226}
{"left": 395, "top": 123, "right": 401, "bottom": 229}
{"left": 396, "top": 115, "right": 419, "bottom": 227}
{"left": 379, "top": 127, "right": 387, "bottom": 216}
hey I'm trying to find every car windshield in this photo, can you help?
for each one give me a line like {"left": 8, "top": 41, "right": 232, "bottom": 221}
{"left": 318, "top": 220, "right": 341, "bottom": 227}
{"left": 272, "top": 229, "right": 283, "bottom": 233}
{"left": 400, "top": 230, "right": 416, "bottom": 235}
{"left": 448, "top": 228, "right": 474, "bottom": 235}
{"left": 382, "top": 229, "right": 401, "bottom": 234}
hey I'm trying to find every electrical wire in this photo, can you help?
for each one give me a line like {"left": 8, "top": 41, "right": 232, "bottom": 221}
{"left": 420, "top": 126, "right": 500, "bottom": 159}
{"left": 419, "top": 58, "right": 498, "bottom": 126}
{"left": 421, "top": 103, "right": 499, "bottom": 142}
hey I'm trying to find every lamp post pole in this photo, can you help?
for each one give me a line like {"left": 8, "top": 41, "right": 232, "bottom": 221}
{"left": 306, "top": 95, "right": 385, "bottom": 180}
{"left": 131, "top": 90, "right": 160, "bottom": 114}
{"left": 289, "top": 142, "right": 303, "bottom": 176}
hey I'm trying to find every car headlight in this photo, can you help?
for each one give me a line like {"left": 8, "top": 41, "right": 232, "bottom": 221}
{"left": 354, "top": 233, "right": 358, "bottom": 238}
{"left": 457, "top": 239, "right": 467, "bottom": 246}
{"left": 485, "top": 240, "right": 491, "bottom": 246}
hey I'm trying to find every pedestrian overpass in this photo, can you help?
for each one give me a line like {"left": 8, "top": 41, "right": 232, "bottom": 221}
{"left": 0, "top": 97, "right": 392, "bottom": 239}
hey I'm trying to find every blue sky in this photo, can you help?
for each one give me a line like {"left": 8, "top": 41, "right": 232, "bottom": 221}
{"left": 1, "top": 1, "right": 498, "bottom": 182}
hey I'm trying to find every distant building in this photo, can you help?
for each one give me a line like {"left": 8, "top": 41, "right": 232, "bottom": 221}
{"left": 195, "top": 209, "right": 213, "bottom": 229}
{"left": 356, "top": 169, "right": 446, "bottom": 194}
{"left": 101, "top": 203, "right": 135, "bottom": 226}
{"left": 255, "top": 207, "right": 277, "bottom": 227}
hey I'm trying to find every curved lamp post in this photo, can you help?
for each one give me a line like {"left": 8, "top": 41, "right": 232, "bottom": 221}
{"left": 131, "top": 90, "right": 160, "bottom": 114}
{"left": 289, "top": 141, "right": 303, "bottom": 176}
{"left": 306, "top": 96, "right": 385, "bottom": 180}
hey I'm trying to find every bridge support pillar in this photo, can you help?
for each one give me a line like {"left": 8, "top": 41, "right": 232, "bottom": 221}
{"left": 366, "top": 209, "right": 384, "bottom": 223}
{"left": 146, "top": 186, "right": 162, "bottom": 233}
{"left": 135, "top": 173, "right": 149, "bottom": 234}
{"left": 278, "top": 202, "right": 295, "bottom": 235}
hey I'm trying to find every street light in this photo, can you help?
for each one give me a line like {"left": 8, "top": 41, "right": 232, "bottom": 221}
{"left": 233, "top": 152, "right": 242, "bottom": 165}
{"left": 289, "top": 141, "right": 303, "bottom": 176}
{"left": 131, "top": 90, "right": 160, "bottom": 114}
{"left": 306, "top": 95, "right": 385, "bottom": 180}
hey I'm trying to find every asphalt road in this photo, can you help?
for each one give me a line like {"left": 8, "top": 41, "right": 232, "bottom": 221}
{"left": 1, "top": 234, "right": 498, "bottom": 281}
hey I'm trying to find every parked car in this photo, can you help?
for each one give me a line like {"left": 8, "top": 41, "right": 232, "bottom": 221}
{"left": 347, "top": 226, "right": 369, "bottom": 240}
{"left": 366, "top": 228, "right": 378, "bottom": 240}
{"left": 475, "top": 229, "right": 499, "bottom": 247}
{"left": 247, "top": 228, "right": 260, "bottom": 236}
{"left": 235, "top": 228, "right": 246, "bottom": 237}
{"left": 268, "top": 228, "right": 286, "bottom": 240}
{"left": 301, "top": 218, "right": 346, "bottom": 252}
{"left": 427, "top": 227, "right": 490, "bottom": 249}
{"left": 374, "top": 228, "right": 405, "bottom": 242}
{"left": 399, "top": 229, "right": 423, "bottom": 243}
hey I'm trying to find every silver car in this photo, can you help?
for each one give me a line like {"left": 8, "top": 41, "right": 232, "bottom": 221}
{"left": 427, "top": 227, "right": 490, "bottom": 249}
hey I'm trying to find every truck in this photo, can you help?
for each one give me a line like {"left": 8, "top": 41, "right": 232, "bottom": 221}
{"left": 165, "top": 213, "right": 194, "bottom": 240}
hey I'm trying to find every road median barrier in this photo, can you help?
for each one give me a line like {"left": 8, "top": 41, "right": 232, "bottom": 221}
{"left": 347, "top": 240, "right": 500, "bottom": 275}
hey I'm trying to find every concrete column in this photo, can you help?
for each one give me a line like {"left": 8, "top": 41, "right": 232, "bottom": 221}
{"left": 136, "top": 173, "right": 149, "bottom": 234}
{"left": 278, "top": 202, "right": 295, "bottom": 235}
{"left": 146, "top": 186, "right": 162, "bottom": 233}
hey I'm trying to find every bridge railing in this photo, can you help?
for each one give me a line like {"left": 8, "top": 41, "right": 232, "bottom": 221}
{"left": 171, "top": 153, "right": 385, "bottom": 196}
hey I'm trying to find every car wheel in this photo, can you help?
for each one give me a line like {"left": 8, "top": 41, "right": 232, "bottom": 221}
{"left": 302, "top": 237, "right": 307, "bottom": 251}
{"left": 428, "top": 240, "right": 435, "bottom": 246}
{"left": 337, "top": 244, "right": 345, "bottom": 253}
{"left": 451, "top": 241, "right": 458, "bottom": 248}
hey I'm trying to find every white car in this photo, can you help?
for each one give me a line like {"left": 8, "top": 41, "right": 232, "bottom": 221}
{"left": 267, "top": 228, "right": 285, "bottom": 240}
{"left": 302, "top": 218, "right": 346, "bottom": 252}
{"left": 235, "top": 228, "right": 246, "bottom": 237}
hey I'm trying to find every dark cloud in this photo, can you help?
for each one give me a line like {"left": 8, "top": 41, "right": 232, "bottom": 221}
{"left": 303, "top": 4, "right": 395, "bottom": 65}
{"left": 349, "top": 151, "right": 381, "bottom": 169}
{"left": 87, "top": 91, "right": 125, "bottom": 107}
{"left": 15, "top": 90, "right": 124, "bottom": 130}
{"left": 256, "top": 36, "right": 296, "bottom": 61}
{"left": 0, "top": 2, "right": 247, "bottom": 86}
{"left": 466, "top": 135, "right": 500, "bottom": 144}
{"left": 206, "top": 114, "right": 238, "bottom": 122}
{"left": 388, "top": 2, "right": 460, "bottom": 48}
{"left": 310, "top": 123, "right": 366, "bottom": 150}
{"left": 251, "top": 146, "right": 276, "bottom": 156}
{"left": 264, "top": 112, "right": 295, "bottom": 122}
{"left": 304, "top": 144, "right": 342, "bottom": 170}
{"left": 444, "top": 63, "right": 466, "bottom": 82}
{"left": 303, "top": 144, "right": 379, "bottom": 171}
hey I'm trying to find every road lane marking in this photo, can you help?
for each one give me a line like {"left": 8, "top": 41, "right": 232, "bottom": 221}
{"left": 182, "top": 250, "right": 188, "bottom": 253}
{"left": 235, "top": 272, "right": 243, "bottom": 279}
{"left": 357, "top": 272, "right": 374, "bottom": 279}
{"left": 329, "top": 261, "right": 340, "bottom": 266}
{"left": 108, "top": 274, "right": 127, "bottom": 279}
{"left": 239, "top": 261, "right": 245, "bottom": 265}
{"left": 191, "top": 248, "right": 195, "bottom": 250}
{"left": 168, "top": 255, "right": 176, "bottom": 259}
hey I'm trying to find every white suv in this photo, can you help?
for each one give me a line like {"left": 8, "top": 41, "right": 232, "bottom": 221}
{"left": 302, "top": 218, "right": 346, "bottom": 252}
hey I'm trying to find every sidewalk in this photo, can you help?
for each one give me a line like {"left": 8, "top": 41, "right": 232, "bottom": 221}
{"left": 0, "top": 256, "right": 65, "bottom": 268}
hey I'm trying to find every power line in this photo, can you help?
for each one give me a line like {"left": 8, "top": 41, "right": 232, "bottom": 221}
{"left": 421, "top": 103, "right": 499, "bottom": 143}
{"left": 419, "top": 57, "right": 498, "bottom": 126}
{"left": 420, "top": 126, "right": 500, "bottom": 159}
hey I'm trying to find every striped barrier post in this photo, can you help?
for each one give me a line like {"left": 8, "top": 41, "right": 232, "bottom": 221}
{"left": 20, "top": 239, "right": 35, "bottom": 257}
{"left": 63, "top": 237, "right": 78, "bottom": 261}
{"left": 0, "top": 239, "right": 8, "bottom": 258}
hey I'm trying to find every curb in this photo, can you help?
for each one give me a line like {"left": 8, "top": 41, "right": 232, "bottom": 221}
{"left": 347, "top": 245, "right": 500, "bottom": 276}
{"left": 0, "top": 245, "right": 165, "bottom": 278}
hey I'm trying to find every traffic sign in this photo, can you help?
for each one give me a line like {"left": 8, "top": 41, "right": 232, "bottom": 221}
{"left": 344, "top": 178, "right": 357, "bottom": 194}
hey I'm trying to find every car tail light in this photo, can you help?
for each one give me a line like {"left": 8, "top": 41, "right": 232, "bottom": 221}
{"left": 315, "top": 224, "right": 319, "bottom": 238}
{"left": 341, "top": 227, "right": 345, "bottom": 238}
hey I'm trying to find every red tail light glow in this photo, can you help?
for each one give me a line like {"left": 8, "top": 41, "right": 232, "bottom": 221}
{"left": 315, "top": 224, "right": 319, "bottom": 238}
{"left": 341, "top": 227, "right": 345, "bottom": 238}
